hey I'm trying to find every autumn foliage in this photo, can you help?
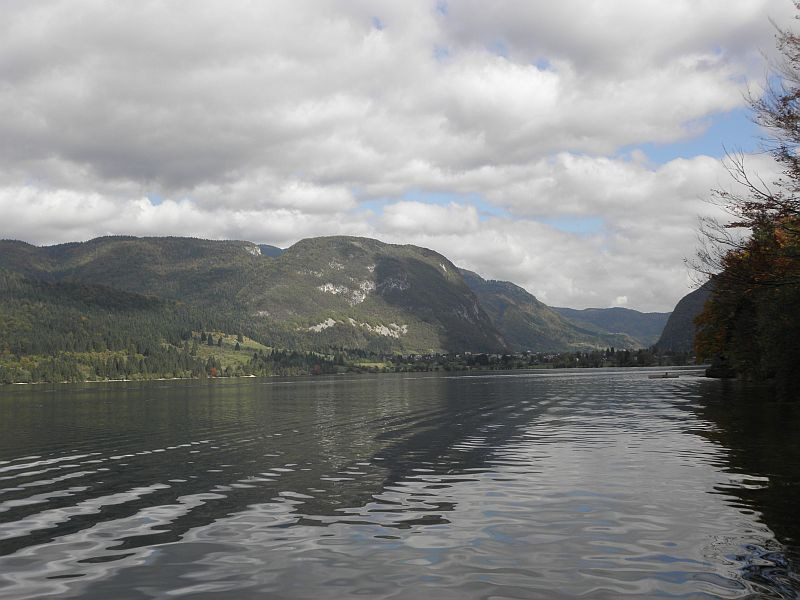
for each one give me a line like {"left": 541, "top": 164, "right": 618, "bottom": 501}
{"left": 695, "top": 218, "right": 800, "bottom": 379}
{"left": 694, "top": 10, "right": 800, "bottom": 383}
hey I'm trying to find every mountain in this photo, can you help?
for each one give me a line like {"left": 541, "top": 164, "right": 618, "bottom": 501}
{"left": 258, "top": 244, "right": 284, "bottom": 257}
{"left": 0, "top": 266, "right": 342, "bottom": 383}
{"left": 551, "top": 306, "right": 670, "bottom": 347}
{"left": 654, "top": 281, "right": 713, "bottom": 351}
{"left": 460, "top": 269, "right": 640, "bottom": 351}
{"left": 0, "top": 235, "right": 665, "bottom": 363}
{"left": 0, "top": 236, "right": 504, "bottom": 354}
{"left": 248, "top": 236, "right": 506, "bottom": 352}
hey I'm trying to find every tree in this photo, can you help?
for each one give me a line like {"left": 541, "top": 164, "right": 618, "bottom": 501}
{"left": 694, "top": 9, "right": 800, "bottom": 382}
{"left": 696, "top": 11, "right": 800, "bottom": 286}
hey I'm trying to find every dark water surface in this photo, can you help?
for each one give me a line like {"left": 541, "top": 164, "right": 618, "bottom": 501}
{"left": 0, "top": 368, "right": 798, "bottom": 599}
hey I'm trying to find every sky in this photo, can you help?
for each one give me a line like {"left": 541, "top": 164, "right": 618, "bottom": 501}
{"left": 0, "top": 1, "right": 795, "bottom": 311}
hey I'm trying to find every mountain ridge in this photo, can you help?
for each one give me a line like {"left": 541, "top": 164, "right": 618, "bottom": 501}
{"left": 0, "top": 235, "right": 671, "bottom": 355}
{"left": 551, "top": 306, "right": 671, "bottom": 348}
{"left": 459, "top": 269, "right": 644, "bottom": 351}
{"left": 0, "top": 235, "right": 503, "bottom": 353}
{"left": 654, "top": 281, "right": 713, "bottom": 352}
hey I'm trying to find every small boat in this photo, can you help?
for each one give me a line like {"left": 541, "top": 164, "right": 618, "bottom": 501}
{"left": 648, "top": 372, "right": 679, "bottom": 379}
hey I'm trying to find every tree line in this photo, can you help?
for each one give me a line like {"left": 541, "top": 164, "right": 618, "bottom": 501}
{"left": 693, "top": 12, "right": 800, "bottom": 385}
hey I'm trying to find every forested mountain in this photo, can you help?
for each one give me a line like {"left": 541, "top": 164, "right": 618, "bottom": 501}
{"left": 0, "top": 267, "right": 342, "bottom": 383}
{"left": 551, "top": 306, "right": 670, "bottom": 347}
{"left": 460, "top": 270, "right": 641, "bottom": 351}
{"left": 0, "top": 237, "right": 265, "bottom": 306}
{"left": 258, "top": 244, "right": 284, "bottom": 257}
{"left": 654, "top": 282, "right": 713, "bottom": 352}
{"left": 0, "top": 235, "right": 675, "bottom": 383}
{"left": 0, "top": 236, "right": 505, "bottom": 355}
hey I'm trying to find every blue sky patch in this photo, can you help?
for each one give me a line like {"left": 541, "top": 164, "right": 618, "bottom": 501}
{"left": 403, "top": 190, "right": 510, "bottom": 220}
{"left": 623, "top": 107, "right": 762, "bottom": 164}
{"left": 434, "top": 45, "right": 450, "bottom": 61}
{"left": 487, "top": 40, "right": 509, "bottom": 58}
{"left": 356, "top": 190, "right": 510, "bottom": 221}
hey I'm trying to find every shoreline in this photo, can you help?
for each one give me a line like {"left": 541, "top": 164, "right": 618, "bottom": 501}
{"left": 9, "top": 374, "right": 261, "bottom": 386}
{"left": 3, "top": 365, "right": 708, "bottom": 387}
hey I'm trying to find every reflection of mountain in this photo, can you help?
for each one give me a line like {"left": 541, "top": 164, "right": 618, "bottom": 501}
{"left": 690, "top": 380, "right": 800, "bottom": 586}
{"left": 0, "top": 374, "right": 538, "bottom": 561}
{"left": 3, "top": 374, "right": 800, "bottom": 598}
{"left": 370, "top": 375, "right": 543, "bottom": 485}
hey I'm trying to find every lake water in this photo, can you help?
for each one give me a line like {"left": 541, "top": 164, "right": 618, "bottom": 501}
{"left": 0, "top": 368, "right": 798, "bottom": 599}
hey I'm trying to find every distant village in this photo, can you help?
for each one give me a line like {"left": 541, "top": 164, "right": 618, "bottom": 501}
{"left": 356, "top": 347, "right": 693, "bottom": 374}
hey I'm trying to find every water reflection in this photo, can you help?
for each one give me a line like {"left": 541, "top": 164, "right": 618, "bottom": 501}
{"left": 688, "top": 379, "right": 800, "bottom": 596}
{"left": 0, "top": 369, "right": 798, "bottom": 599}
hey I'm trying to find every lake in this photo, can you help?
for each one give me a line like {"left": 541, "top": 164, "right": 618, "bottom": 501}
{"left": 0, "top": 368, "right": 798, "bottom": 599}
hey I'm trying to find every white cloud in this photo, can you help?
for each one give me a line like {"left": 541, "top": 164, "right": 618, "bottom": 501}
{"left": 0, "top": 186, "right": 369, "bottom": 248}
{"left": 0, "top": 1, "right": 794, "bottom": 310}
{"left": 0, "top": 148, "right": 781, "bottom": 310}
{"left": 380, "top": 201, "right": 480, "bottom": 235}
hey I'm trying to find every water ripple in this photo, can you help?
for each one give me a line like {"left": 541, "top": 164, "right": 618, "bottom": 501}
{"left": 0, "top": 369, "right": 797, "bottom": 599}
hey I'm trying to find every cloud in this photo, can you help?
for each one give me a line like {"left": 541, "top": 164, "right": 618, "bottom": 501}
{"left": 380, "top": 201, "right": 480, "bottom": 235}
{"left": 0, "top": 1, "right": 794, "bottom": 310}
{"left": 0, "top": 186, "right": 369, "bottom": 248}
{"left": 1, "top": 0, "right": 786, "bottom": 191}
{"left": 369, "top": 152, "right": 781, "bottom": 310}
{"left": 0, "top": 149, "right": 781, "bottom": 310}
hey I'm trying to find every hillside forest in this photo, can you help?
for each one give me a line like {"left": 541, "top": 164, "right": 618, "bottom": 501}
{"left": 693, "top": 19, "right": 800, "bottom": 385}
